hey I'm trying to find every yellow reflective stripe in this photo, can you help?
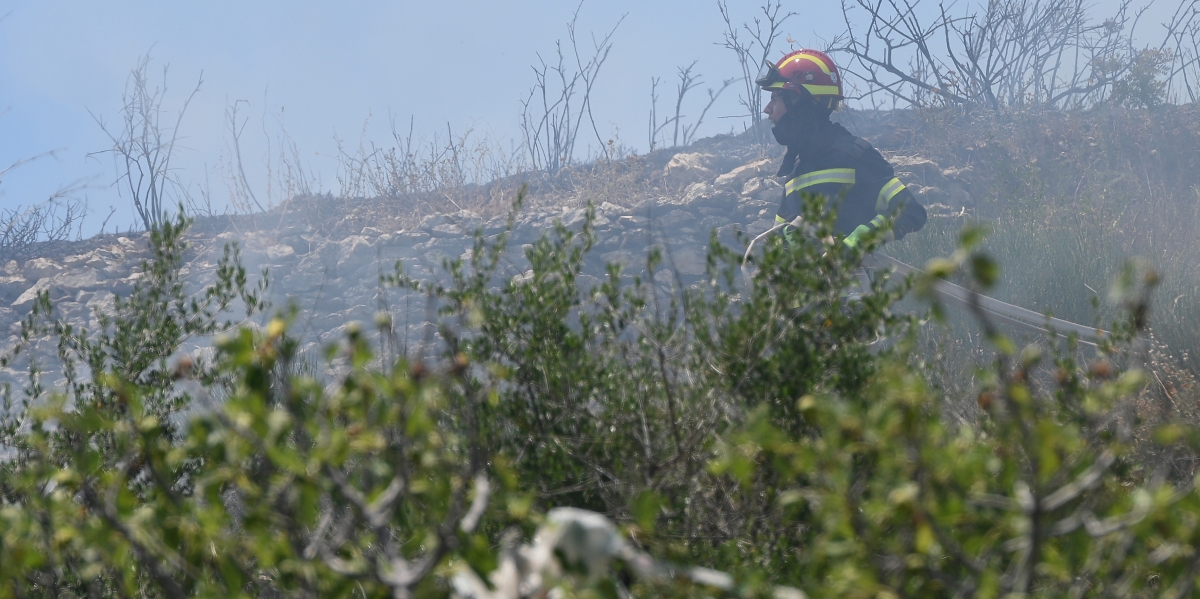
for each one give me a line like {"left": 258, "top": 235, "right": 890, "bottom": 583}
{"left": 801, "top": 84, "right": 840, "bottom": 96}
{"left": 785, "top": 168, "right": 856, "bottom": 194}
{"left": 775, "top": 214, "right": 788, "bottom": 224}
{"left": 875, "top": 177, "right": 906, "bottom": 212}
{"left": 782, "top": 53, "right": 832, "bottom": 75}
{"left": 870, "top": 215, "right": 888, "bottom": 228}
{"left": 767, "top": 81, "right": 787, "bottom": 89}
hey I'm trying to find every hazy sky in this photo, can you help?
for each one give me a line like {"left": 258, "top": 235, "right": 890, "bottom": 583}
{"left": 0, "top": 0, "right": 1181, "bottom": 233}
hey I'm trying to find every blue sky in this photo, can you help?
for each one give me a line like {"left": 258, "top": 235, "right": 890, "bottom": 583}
{"left": 0, "top": 0, "right": 1180, "bottom": 233}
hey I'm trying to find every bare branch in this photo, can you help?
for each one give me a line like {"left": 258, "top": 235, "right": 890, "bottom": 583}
{"left": 90, "top": 53, "right": 201, "bottom": 230}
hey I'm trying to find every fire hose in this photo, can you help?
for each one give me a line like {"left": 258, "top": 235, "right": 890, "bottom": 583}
{"left": 742, "top": 219, "right": 1108, "bottom": 346}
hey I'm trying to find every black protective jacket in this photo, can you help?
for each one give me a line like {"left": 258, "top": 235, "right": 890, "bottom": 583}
{"left": 775, "top": 120, "right": 926, "bottom": 247}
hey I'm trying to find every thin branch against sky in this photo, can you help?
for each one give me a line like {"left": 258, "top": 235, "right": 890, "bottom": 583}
{"left": 0, "top": 0, "right": 1174, "bottom": 231}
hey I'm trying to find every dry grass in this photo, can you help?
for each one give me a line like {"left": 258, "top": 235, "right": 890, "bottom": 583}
{"left": 860, "top": 105, "right": 1200, "bottom": 479}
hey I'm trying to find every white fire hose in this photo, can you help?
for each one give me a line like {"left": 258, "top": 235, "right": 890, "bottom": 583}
{"left": 741, "top": 217, "right": 1108, "bottom": 346}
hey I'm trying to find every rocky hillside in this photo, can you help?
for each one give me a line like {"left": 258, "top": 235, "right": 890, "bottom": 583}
{"left": 0, "top": 134, "right": 976, "bottom": 387}
{"left": 8, "top": 104, "right": 1198, "bottom": 387}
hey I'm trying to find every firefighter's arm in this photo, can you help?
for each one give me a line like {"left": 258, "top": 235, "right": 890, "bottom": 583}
{"left": 889, "top": 186, "right": 927, "bottom": 239}
{"left": 843, "top": 176, "right": 926, "bottom": 248}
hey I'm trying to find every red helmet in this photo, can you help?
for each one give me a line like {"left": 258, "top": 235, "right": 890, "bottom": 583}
{"left": 756, "top": 49, "right": 843, "bottom": 100}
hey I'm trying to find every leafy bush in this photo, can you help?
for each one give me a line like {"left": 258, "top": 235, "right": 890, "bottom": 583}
{"left": 0, "top": 197, "right": 1192, "bottom": 598}
{"left": 0, "top": 312, "right": 516, "bottom": 597}
{"left": 390, "top": 192, "right": 910, "bottom": 557}
{"left": 713, "top": 249, "right": 1192, "bottom": 597}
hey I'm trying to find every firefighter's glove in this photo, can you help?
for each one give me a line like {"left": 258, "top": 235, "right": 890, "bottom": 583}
{"left": 842, "top": 224, "right": 873, "bottom": 249}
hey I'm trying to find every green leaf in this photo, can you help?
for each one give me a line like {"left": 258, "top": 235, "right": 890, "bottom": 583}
{"left": 632, "top": 490, "right": 663, "bottom": 532}
{"left": 959, "top": 223, "right": 989, "bottom": 251}
{"left": 1155, "top": 424, "right": 1190, "bottom": 445}
{"left": 925, "top": 258, "right": 957, "bottom": 279}
{"left": 970, "top": 253, "right": 1000, "bottom": 289}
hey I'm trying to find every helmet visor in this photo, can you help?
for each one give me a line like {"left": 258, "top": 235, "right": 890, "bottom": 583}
{"left": 755, "top": 60, "right": 786, "bottom": 90}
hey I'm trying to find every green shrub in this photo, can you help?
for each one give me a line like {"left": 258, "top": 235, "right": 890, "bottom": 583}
{"left": 712, "top": 249, "right": 1194, "bottom": 597}
{"left": 0, "top": 197, "right": 1191, "bottom": 598}
{"left": 0, "top": 215, "right": 517, "bottom": 597}
{"left": 390, "top": 192, "right": 911, "bottom": 563}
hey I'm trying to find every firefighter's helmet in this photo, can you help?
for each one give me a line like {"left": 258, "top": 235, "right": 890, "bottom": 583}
{"left": 756, "top": 49, "right": 843, "bottom": 100}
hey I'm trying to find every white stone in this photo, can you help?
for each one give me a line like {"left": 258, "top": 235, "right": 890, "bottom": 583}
{"left": 85, "top": 254, "right": 108, "bottom": 270}
{"left": 0, "top": 275, "right": 28, "bottom": 297}
{"left": 561, "top": 208, "right": 587, "bottom": 228}
{"left": 663, "top": 152, "right": 714, "bottom": 179}
{"left": 714, "top": 158, "right": 773, "bottom": 191}
{"left": 338, "top": 235, "right": 376, "bottom": 271}
{"left": 266, "top": 244, "right": 296, "bottom": 260}
{"left": 598, "top": 201, "right": 627, "bottom": 215}
{"left": 419, "top": 213, "right": 447, "bottom": 230}
{"left": 682, "top": 182, "right": 714, "bottom": 203}
{"left": 430, "top": 223, "right": 463, "bottom": 238}
{"left": 12, "top": 278, "right": 51, "bottom": 307}
{"left": 51, "top": 270, "right": 103, "bottom": 291}
{"left": 23, "top": 258, "right": 64, "bottom": 280}
{"left": 63, "top": 253, "right": 92, "bottom": 267}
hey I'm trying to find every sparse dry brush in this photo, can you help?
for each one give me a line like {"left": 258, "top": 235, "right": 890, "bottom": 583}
{"left": 861, "top": 106, "right": 1200, "bottom": 429}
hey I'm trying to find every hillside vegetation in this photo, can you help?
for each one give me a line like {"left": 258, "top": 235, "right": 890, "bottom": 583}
{"left": 1, "top": 103, "right": 1200, "bottom": 598}
{"left": 7, "top": 0, "right": 1200, "bottom": 591}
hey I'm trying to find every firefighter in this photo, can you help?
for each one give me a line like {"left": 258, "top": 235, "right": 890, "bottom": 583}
{"left": 756, "top": 49, "right": 926, "bottom": 249}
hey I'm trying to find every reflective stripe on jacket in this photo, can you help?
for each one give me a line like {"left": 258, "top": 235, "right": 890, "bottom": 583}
{"left": 775, "top": 124, "right": 926, "bottom": 247}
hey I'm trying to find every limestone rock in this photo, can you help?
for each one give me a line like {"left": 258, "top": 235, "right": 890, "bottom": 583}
{"left": 681, "top": 182, "right": 714, "bottom": 204}
{"left": 949, "top": 186, "right": 973, "bottom": 208}
{"left": 560, "top": 207, "right": 588, "bottom": 228}
{"left": 51, "top": 270, "right": 104, "bottom": 292}
{"left": 267, "top": 244, "right": 297, "bottom": 261}
{"left": 598, "top": 201, "right": 627, "bottom": 216}
{"left": 12, "top": 279, "right": 52, "bottom": 307}
{"left": 912, "top": 185, "right": 945, "bottom": 204}
{"left": 658, "top": 209, "right": 694, "bottom": 229}
{"left": 742, "top": 176, "right": 782, "bottom": 202}
{"left": 430, "top": 223, "right": 463, "bottom": 238}
{"left": 714, "top": 158, "right": 773, "bottom": 192}
{"left": 449, "top": 209, "right": 484, "bottom": 232}
{"left": 663, "top": 152, "right": 715, "bottom": 184}
{"left": 419, "top": 213, "right": 447, "bottom": 231}
{"left": 24, "top": 258, "right": 64, "bottom": 280}
{"left": 0, "top": 275, "right": 28, "bottom": 299}
{"left": 338, "top": 235, "right": 376, "bottom": 273}
{"left": 746, "top": 217, "right": 775, "bottom": 236}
